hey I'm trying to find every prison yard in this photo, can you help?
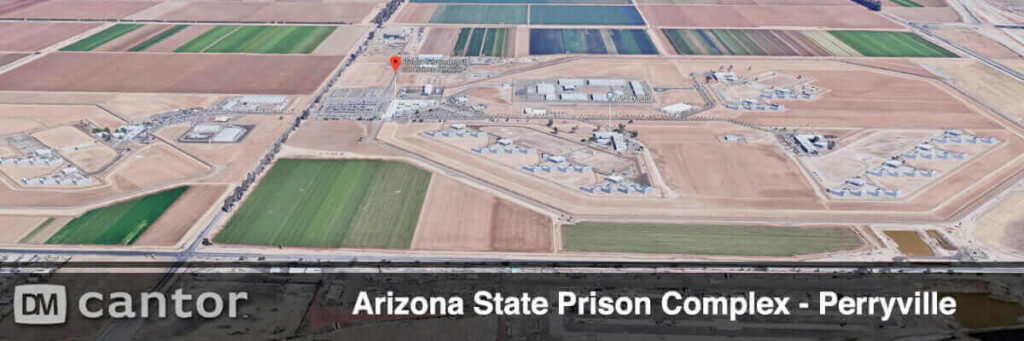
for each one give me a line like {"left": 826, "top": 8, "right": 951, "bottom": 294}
{"left": 44, "top": 187, "right": 188, "bottom": 245}
{"left": 61, "top": 24, "right": 337, "bottom": 54}
{"left": 214, "top": 159, "right": 431, "bottom": 249}
{"left": 562, "top": 223, "right": 864, "bottom": 257}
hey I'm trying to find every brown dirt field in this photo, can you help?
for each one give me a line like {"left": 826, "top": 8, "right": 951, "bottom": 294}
{"left": 148, "top": 1, "right": 380, "bottom": 23}
{"left": 934, "top": 28, "right": 1020, "bottom": 59}
{"left": 312, "top": 25, "right": 369, "bottom": 55}
{"left": 920, "top": 59, "right": 1024, "bottom": 124}
{"left": 883, "top": 230, "right": 935, "bottom": 256}
{"left": 885, "top": 7, "right": 961, "bottom": 23}
{"left": 0, "top": 215, "right": 49, "bottom": 243}
{"left": 638, "top": 5, "right": 902, "bottom": 29}
{"left": 0, "top": 22, "right": 99, "bottom": 51}
{"left": 0, "top": 104, "right": 124, "bottom": 136}
{"left": 391, "top": 3, "right": 436, "bottom": 24}
{"left": 839, "top": 58, "right": 937, "bottom": 78}
{"left": 975, "top": 191, "right": 1024, "bottom": 254}
{"left": 635, "top": 122, "right": 825, "bottom": 210}
{"left": 335, "top": 61, "right": 394, "bottom": 87}
{"left": 0, "top": 0, "right": 159, "bottom": 19}
{"left": 133, "top": 184, "right": 226, "bottom": 246}
{"left": 144, "top": 24, "right": 209, "bottom": 52}
{"left": 419, "top": 27, "right": 459, "bottom": 55}
{"left": 412, "top": 175, "right": 497, "bottom": 251}
{"left": 0, "top": 53, "right": 26, "bottom": 68}
{"left": 0, "top": 92, "right": 219, "bottom": 121}
{"left": 104, "top": 143, "right": 209, "bottom": 191}
{"left": 0, "top": 145, "right": 18, "bottom": 158}
{"left": 164, "top": 115, "right": 290, "bottom": 184}
{"left": 285, "top": 120, "right": 396, "bottom": 156}
{"left": 0, "top": 52, "right": 342, "bottom": 94}
{"left": 31, "top": 126, "right": 117, "bottom": 173}
{"left": 490, "top": 198, "right": 553, "bottom": 252}
{"left": 93, "top": 24, "right": 170, "bottom": 52}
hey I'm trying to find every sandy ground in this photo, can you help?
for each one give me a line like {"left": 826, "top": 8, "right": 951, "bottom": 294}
{"left": 143, "top": 24, "right": 209, "bottom": 52}
{"left": 638, "top": 5, "right": 903, "bottom": 29}
{"left": 0, "top": 104, "right": 125, "bottom": 136}
{"left": 413, "top": 173, "right": 554, "bottom": 252}
{"left": 839, "top": 58, "right": 937, "bottom": 78}
{"left": 0, "top": 52, "right": 342, "bottom": 94}
{"left": 139, "top": 0, "right": 381, "bottom": 23}
{"left": 0, "top": 92, "right": 219, "bottom": 121}
{"left": 133, "top": 184, "right": 227, "bottom": 246}
{"left": 975, "top": 191, "right": 1024, "bottom": 254}
{"left": 0, "top": 0, "right": 158, "bottom": 19}
{"left": 312, "top": 25, "right": 370, "bottom": 56}
{"left": 919, "top": 59, "right": 1024, "bottom": 124}
{"left": 419, "top": 27, "right": 459, "bottom": 55}
{"left": 884, "top": 7, "right": 962, "bottom": 23}
{"left": 390, "top": 3, "right": 436, "bottom": 24}
{"left": 104, "top": 143, "right": 209, "bottom": 192}
{"left": 0, "top": 22, "right": 99, "bottom": 51}
{"left": 934, "top": 28, "right": 1021, "bottom": 59}
{"left": 285, "top": 120, "right": 396, "bottom": 156}
{"left": 0, "top": 215, "right": 49, "bottom": 243}
{"left": 0, "top": 53, "right": 26, "bottom": 68}
{"left": 93, "top": 24, "right": 170, "bottom": 52}
{"left": 335, "top": 60, "right": 395, "bottom": 87}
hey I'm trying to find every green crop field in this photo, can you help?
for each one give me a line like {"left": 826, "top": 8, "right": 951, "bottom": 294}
{"left": 562, "top": 222, "right": 863, "bottom": 256}
{"left": 453, "top": 27, "right": 508, "bottom": 56}
{"left": 889, "top": 0, "right": 922, "bottom": 7}
{"left": 46, "top": 187, "right": 188, "bottom": 245}
{"left": 529, "top": 5, "right": 645, "bottom": 25}
{"left": 61, "top": 24, "right": 144, "bottom": 51}
{"left": 429, "top": 5, "right": 528, "bottom": 24}
{"left": 173, "top": 25, "right": 334, "bottom": 53}
{"left": 828, "top": 30, "right": 956, "bottom": 57}
{"left": 215, "top": 159, "right": 432, "bottom": 249}
{"left": 174, "top": 25, "right": 238, "bottom": 52}
{"left": 128, "top": 25, "right": 189, "bottom": 52}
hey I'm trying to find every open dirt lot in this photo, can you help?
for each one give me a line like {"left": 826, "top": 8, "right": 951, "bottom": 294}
{"left": 0, "top": 52, "right": 342, "bottom": 94}
{"left": 133, "top": 184, "right": 226, "bottom": 246}
{"left": 0, "top": 104, "right": 124, "bottom": 136}
{"left": 0, "top": 53, "right": 25, "bottom": 68}
{"left": 919, "top": 59, "right": 1024, "bottom": 125}
{"left": 0, "top": 215, "right": 50, "bottom": 243}
{"left": 0, "top": 22, "right": 99, "bottom": 51}
{"left": 975, "top": 191, "right": 1024, "bottom": 254}
{"left": 104, "top": 143, "right": 209, "bottom": 192}
{"left": 0, "top": 92, "right": 219, "bottom": 121}
{"left": 419, "top": 26, "right": 460, "bottom": 55}
{"left": 136, "top": 0, "right": 381, "bottom": 23}
{"left": 885, "top": 7, "right": 961, "bottom": 23}
{"left": 0, "top": 0, "right": 158, "bottom": 19}
{"left": 312, "top": 25, "right": 370, "bottom": 55}
{"left": 413, "top": 175, "right": 553, "bottom": 252}
{"left": 391, "top": 3, "right": 436, "bottom": 24}
{"left": 334, "top": 60, "right": 395, "bottom": 87}
{"left": 284, "top": 120, "right": 396, "bottom": 156}
{"left": 934, "top": 28, "right": 1020, "bottom": 59}
{"left": 638, "top": 5, "right": 902, "bottom": 29}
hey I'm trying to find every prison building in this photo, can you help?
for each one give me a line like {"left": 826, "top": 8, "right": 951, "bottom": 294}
{"left": 867, "top": 169, "right": 884, "bottom": 176}
{"left": 212, "top": 127, "right": 246, "bottom": 143}
{"left": 523, "top": 165, "right": 537, "bottom": 172}
{"left": 883, "top": 160, "right": 903, "bottom": 168}
{"left": 916, "top": 144, "right": 934, "bottom": 151}
{"left": 846, "top": 178, "right": 866, "bottom": 187}
{"left": 547, "top": 155, "right": 566, "bottom": 163}
{"left": 588, "top": 79, "right": 627, "bottom": 87}
{"left": 560, "top": 93, "right": 588, "bottom": 102}
{"left": 637, "top": 186, "right": 653, "bottom": 194}
{"left": 885, "top": 189, "right": 901, "bottom": 197}
{"left": 611, "top": 134, "right": 627, "bottom": 152}
{"left": 496, "top": 138, "right": 513, "bottom": 146}
{"left": 945, "top": 129, "right": 963, "bottom": 136}
{"left": 471, "top": 147, "right": 483, "bottom": 153}
{"left": 580, "top": 186, "right": 596, "bottom": 193}
{"left": 606, "top": 175, "right": 625, "bottom": 183}
{"left": 827, "top": 188, "right": 846, "bottom": 197}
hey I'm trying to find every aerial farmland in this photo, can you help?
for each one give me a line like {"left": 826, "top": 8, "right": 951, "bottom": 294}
{"left": 0, "top": 0, "right": 1022, "bottom": 268}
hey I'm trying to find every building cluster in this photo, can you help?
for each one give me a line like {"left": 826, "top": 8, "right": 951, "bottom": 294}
{"left": 215, "top": 95, "right": 289, "bottom": 113}
{"left": 792, "top": 134, "right": 831, "bottom": 155}
{"left": 523, "top": 154, "right": 588, "bottom": 174}
{"left": 424, "top": 124, "right": 488, "bottom": 139}
{"left": 20, "top": 166, "right": 92, "bottom": 187}
{"left": 180, "top": 123, "right": 249, "bottom": 143}
{"left": 593, "top": 131, "right": 628, "bottom": 153}
{"left": 112, "top": 125, "right": 146, "bottom": 142}
{"left": 0, "top": 149, "right": 64, "bottom": 167}
{"left": 579, "top": 175, "right": 654, "bottom": 195}
{"left": 385, "top": 99, "right": 437, "bottom": 118}
{"left": 725, "top": 98, "right": 784, "bottom": 111}
{"left": 525, "top": 78, "right": 652, "bottom": 103}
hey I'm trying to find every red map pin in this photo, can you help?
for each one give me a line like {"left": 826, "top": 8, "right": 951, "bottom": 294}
{"left": 389, "top": 56, "right": 402, "bottom": 74}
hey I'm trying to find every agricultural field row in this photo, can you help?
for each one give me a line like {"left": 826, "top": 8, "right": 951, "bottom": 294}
{"left": 61, "top": 24, "right": 336, "bottom": 54}
{"left": 889, "top": 0, "right": 923, "bottom": 7}
{"left": 530, "top": 28, "right": 657, "bottom": 55}
{"left": 429, "top": 4, "right": 645, "bottom": 25}
{"left": 45, "top": 187, "right": 188, "bottom": 245}
{"left": 214, "top": 159, "right": 431, "bottom": 249}
{"left": 662, "top": 29, "right": 956, "bottom": 57}
{"left": 452, "top": 27, "right": 508, "bottom": 56}
{"left": 562, "top": 222, "right": 864, "bottom": 257}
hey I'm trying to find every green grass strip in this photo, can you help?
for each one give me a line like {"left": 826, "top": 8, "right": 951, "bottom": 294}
{"left": 662, "top": 29, "right": 697, "bottom": 55}
{"left": 481, "top": 28, "right": 498, "bottom": 56}
{"left": 492, "top": 28, "right": 507, "bottom": 56}
{"left": 174, "top": 25, "right": 239, "bottom": 52}
{"left": 46, "top": 187, "right": 188, "bottom": 245}
{"left": 128, "top": 25, "right": 189, "bottom": 52}
{"left": 205, "top": 25, "right": 270, "bottom": 53}
{"left": 890, "top": 0, "right": 923, "bottom": 7}
{"left": 61, "top": 24, "right": 144, "bottom": 51}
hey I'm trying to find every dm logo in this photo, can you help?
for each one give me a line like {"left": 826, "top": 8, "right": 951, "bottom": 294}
{"left": 14, "top": 284, "right": 66, "bottom": 325}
